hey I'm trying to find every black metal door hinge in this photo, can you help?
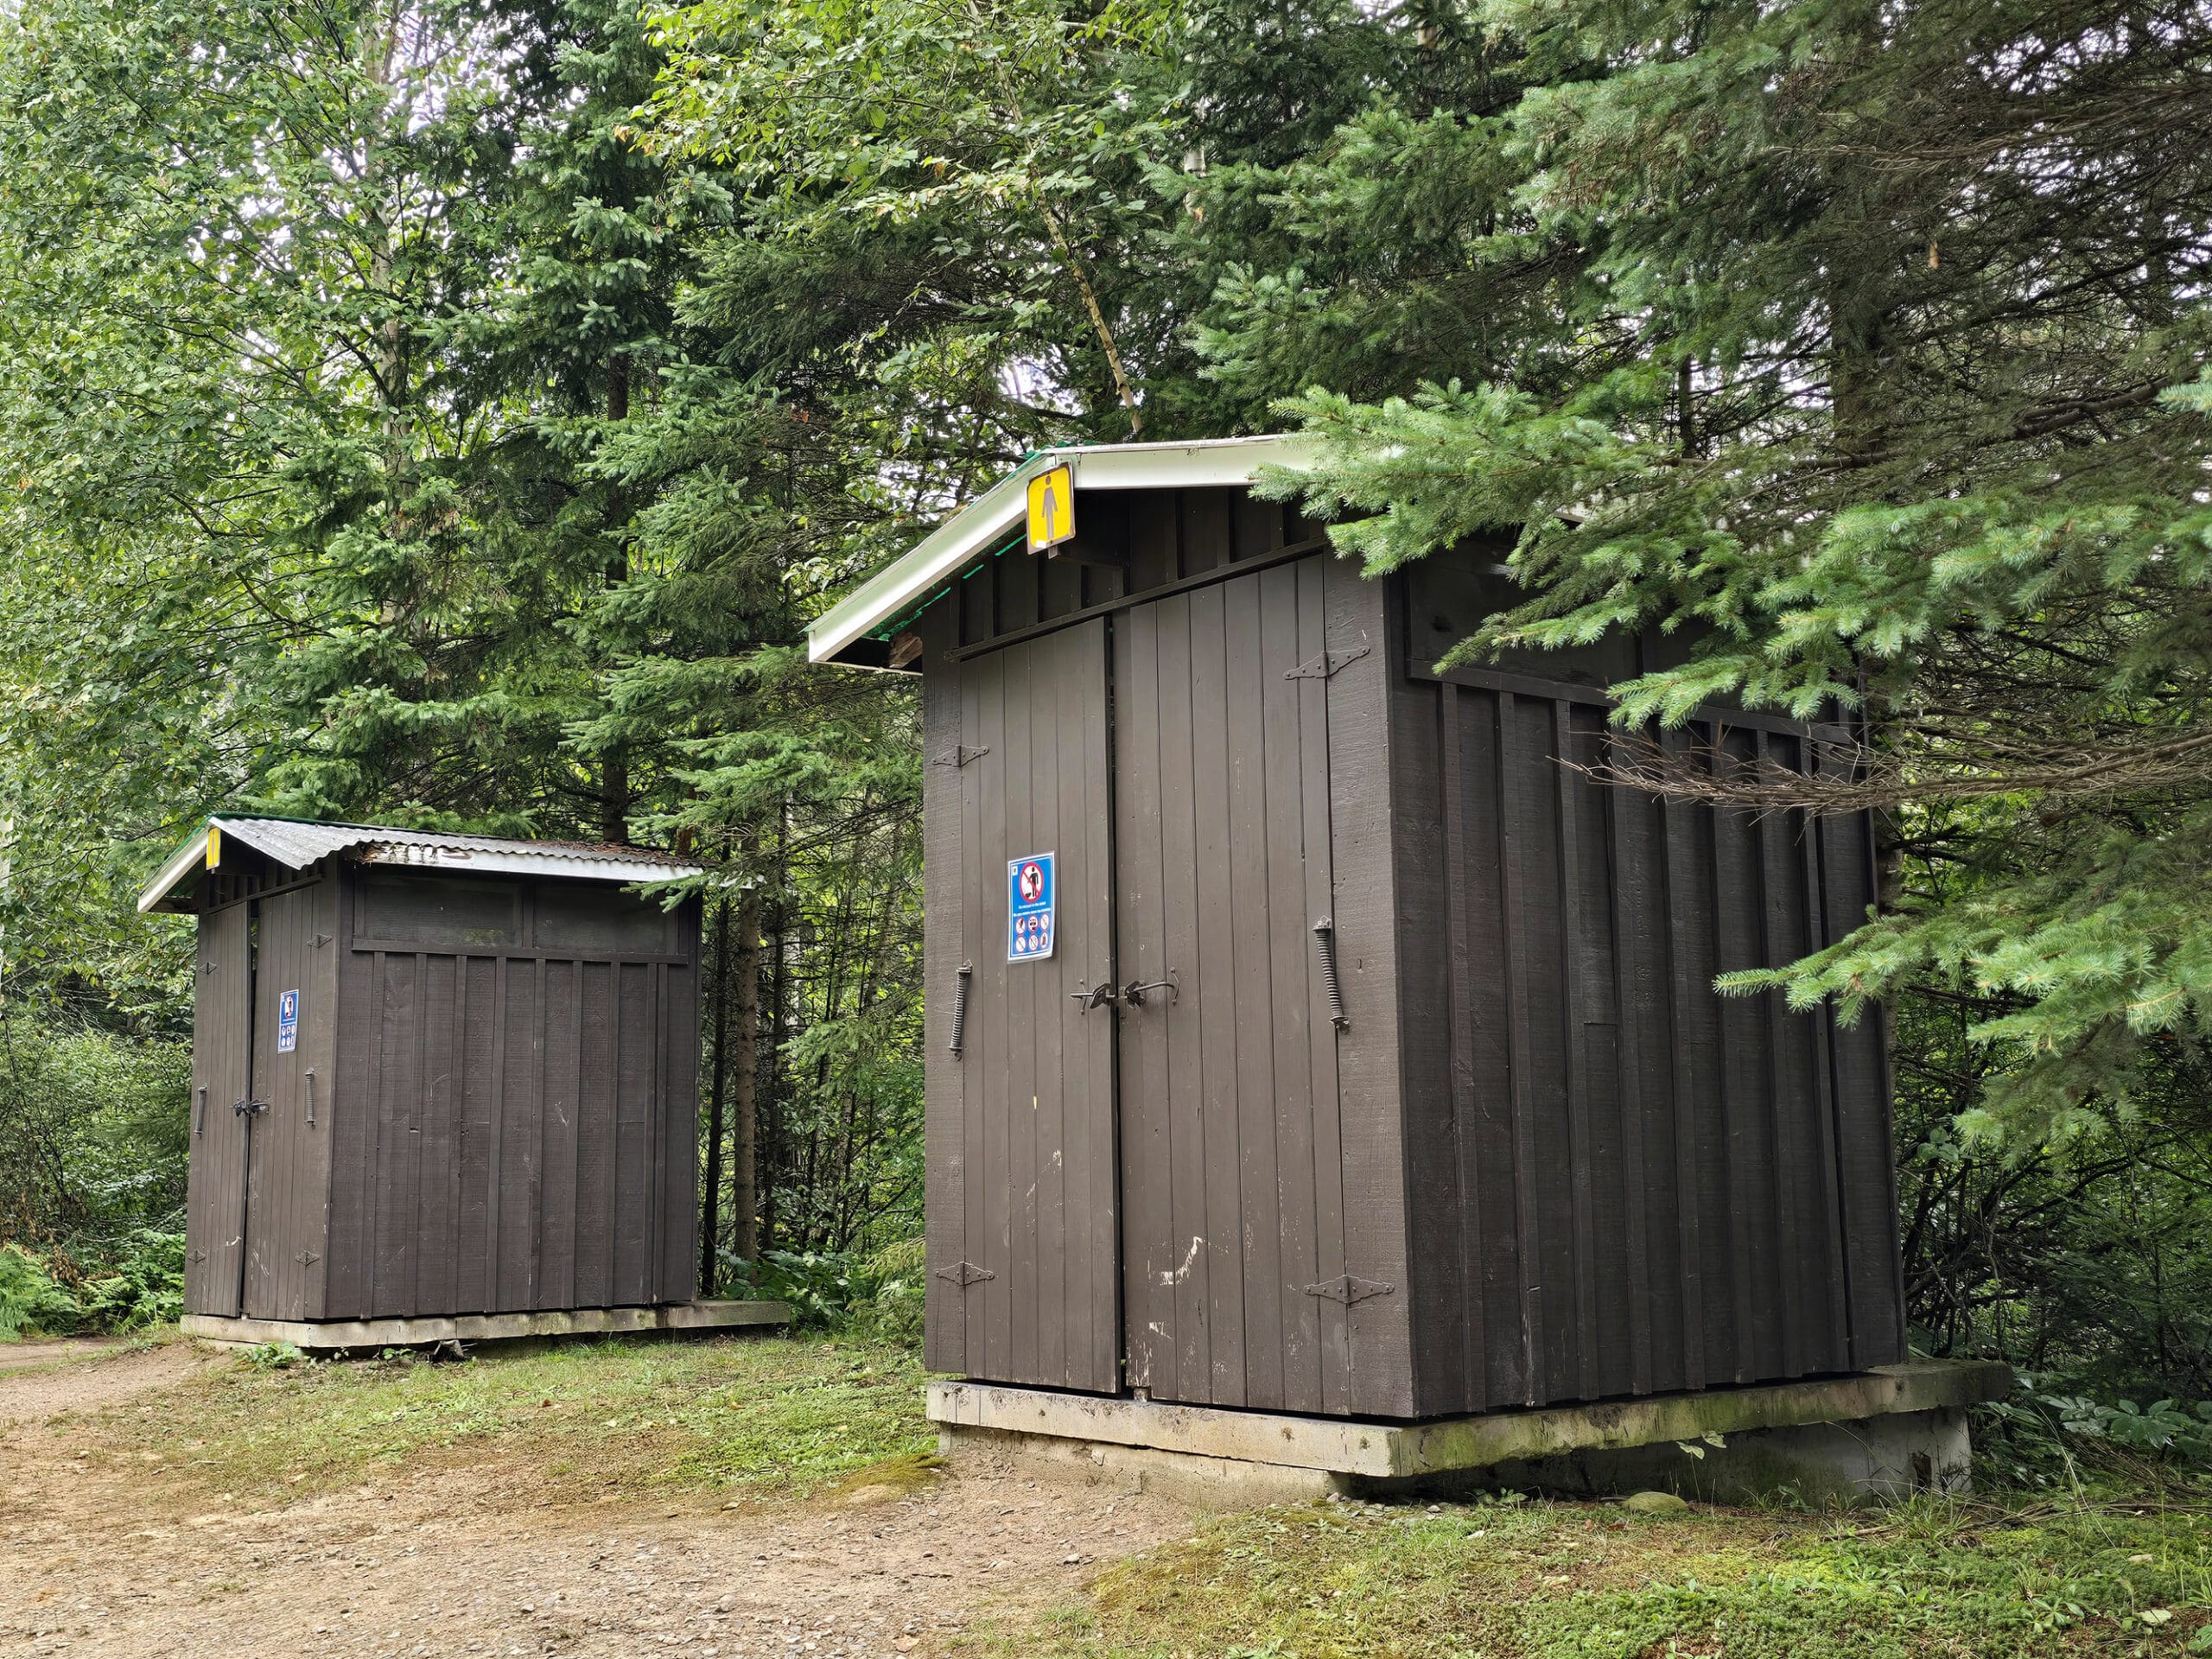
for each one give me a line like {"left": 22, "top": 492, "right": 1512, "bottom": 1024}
{"left": 1285, "top": 642, "right": 1370, "bottom": 680}
{"left": 931, "top": 745, "right": 990, "bottom": 767}
{"left": 296, "top": 1250, "right": 321, "bottom": 1268}
{"left": 1303, "top": 1274, "right": 1395, "bottom": 1306}
{"left": 933, "top": 1261, "right": 996, "bottom": 1288}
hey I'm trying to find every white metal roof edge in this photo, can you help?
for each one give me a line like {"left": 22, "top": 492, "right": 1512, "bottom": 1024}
{"left": 137, "top": 817, "right": 706, "bottom": 914}
{"left": 138, "top": 827, "right": 216, "bottom": 913}
{"left": 806, "top": 434, "right": 1324, "bottom": 667}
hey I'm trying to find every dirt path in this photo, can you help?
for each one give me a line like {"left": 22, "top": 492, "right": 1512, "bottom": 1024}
{"left": 0, "top": 1345, "right": 1192, "bottom": 1659}
{"left": 0, "top": 1340, "right": 226, "bottom": 1422}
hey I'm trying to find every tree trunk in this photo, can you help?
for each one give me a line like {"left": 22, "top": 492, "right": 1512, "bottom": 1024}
{"left": 699, "top": 898, "right": 730, "bottom": 1293}
{"left": 729, "top": 884, "right": 763, "bottom": 1263}
{"left": 760, "top": 812, "right": 789, "bottom": 1251}
{"left": 600, "top": 352, "right": 632, "bottom": 845}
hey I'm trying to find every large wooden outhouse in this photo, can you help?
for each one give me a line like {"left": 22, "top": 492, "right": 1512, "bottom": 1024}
{"left": 138, "top": 817, "right": 705, "bottom": 1328}
{"left": 811, "top": 435, "right": 1906, "bottom": 1424}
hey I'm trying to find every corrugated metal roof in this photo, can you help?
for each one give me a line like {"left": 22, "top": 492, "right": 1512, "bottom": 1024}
{"left": 137, "top": 817, "right": 705, "bottom": 914}
{"left": 805, "top": 435, "right": 1322, "bottom": 671}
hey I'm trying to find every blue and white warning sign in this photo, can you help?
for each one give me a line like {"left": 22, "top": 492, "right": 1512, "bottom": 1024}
{"left": 1007, "top": 852, "right": 1056, "bottom": 962}
{"left": 276, "top": 988, "right": 300, "bottom": 1054}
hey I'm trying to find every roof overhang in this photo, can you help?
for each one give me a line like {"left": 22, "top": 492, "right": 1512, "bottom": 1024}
{"left": 806, "top": 434, "right": 1323, "bottom": 671}
{"left": 137, "top": 817, "right": 706, "bottom": 915}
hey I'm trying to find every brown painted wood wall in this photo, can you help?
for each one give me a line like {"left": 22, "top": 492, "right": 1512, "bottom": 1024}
{"left": 183, "top": 860, "right": 701, "bottom": 1322}
{"left": 327, "top": 869, "right": 701, "bottom": 1319}
{"left": 1386, "top": 576, "right": 1907, "bottom": 1414}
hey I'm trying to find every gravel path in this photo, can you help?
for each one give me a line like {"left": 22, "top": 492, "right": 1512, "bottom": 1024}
{"left": 0, "top": 1344, "right": 1191, "bottom": 1659}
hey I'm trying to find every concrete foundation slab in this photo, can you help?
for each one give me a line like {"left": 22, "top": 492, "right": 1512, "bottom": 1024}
{"left": 181, "top": 1300, "right": 791, "bottom": 1355}
{"left": 930, "top": 1361, "right": 2011, "bottom": 1508}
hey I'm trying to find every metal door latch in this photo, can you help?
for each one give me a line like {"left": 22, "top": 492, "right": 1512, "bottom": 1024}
{"left": 1120, "top": 974, "right": 1179, "bottom": 1008}
{"left": 231, "top": 1097, "right": 269, "bottom": 1118}
{"left": 1071, "top": 973, "right": 1179, "bottom": 1012}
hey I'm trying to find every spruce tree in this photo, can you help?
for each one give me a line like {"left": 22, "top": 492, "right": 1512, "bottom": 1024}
{"left": 1234, "top": 0, "right": 2212, "bottom": 1141}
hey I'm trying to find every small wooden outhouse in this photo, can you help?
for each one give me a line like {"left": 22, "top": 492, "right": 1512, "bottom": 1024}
{"left": 810, "top": 435, "right": 1906, "bottom": 1423}
{"left": 138, "top": 817, "right": 704, "bottom": 1328}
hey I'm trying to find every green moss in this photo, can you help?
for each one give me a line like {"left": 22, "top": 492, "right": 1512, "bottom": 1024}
{"left": 81, "top": 1334, "right": 932, "bottom": 1507}
{"left": 959, "top": 1492, "right": 2212, "bottom": 1659}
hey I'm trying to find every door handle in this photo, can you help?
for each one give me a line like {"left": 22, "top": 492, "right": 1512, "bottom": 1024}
{"left": 1313, "top": 918, "right": 1350, "bottom": 1029}
{"left": 948, "top": 963, "right": 973, "bottom": 1056}
{"left": 195, "top": 1086, "right": 207, "bottom": 1137}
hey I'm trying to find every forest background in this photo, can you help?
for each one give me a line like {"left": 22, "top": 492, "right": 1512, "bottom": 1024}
{"left": 0, "top": 0, "right": 2206, "bottom": 1427}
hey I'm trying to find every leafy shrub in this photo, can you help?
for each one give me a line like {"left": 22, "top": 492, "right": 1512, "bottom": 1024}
{"left": 730, "top": 1238, "right": 926, "bottom": 1345}
{"left": 1978, "top": 1374, "right": 2212, "bottom": 1484}
{"left": 71, "top": 1230, "right": 185, "bottom": 1331}
{"left": 0, "top": 1019, "right": 189, "bottom": 1237}
{"left": 0, "top": 1230, "right": 184, "bottom": 1338}
{"left": 0, "top": 1243, "right": 77, "bottom": 1338}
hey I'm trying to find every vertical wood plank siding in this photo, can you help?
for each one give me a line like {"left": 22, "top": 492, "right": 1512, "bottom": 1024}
{"left": 185, "top": 902, "right": 253, "bottom": 1318}
{"left": 920, "top": 619, "right": 1121, "bottom": 1393}
{"left": 1113, "top": 557, "right": 1355, "bottom": 1412}
{"left": 316, "top": 875, "right": 700, "bottom": 1320}
{"left": 920, "top": 599, "right": 968, "bottom": 1374}
{"left": 1392, "top": 658, "right": 1905, "bottom": 1414}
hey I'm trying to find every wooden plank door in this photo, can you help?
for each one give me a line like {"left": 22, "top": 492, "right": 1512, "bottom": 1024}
{"left": 185, "top": 902, "right": 253, "bottom": 1318}
{"left": 242, "top": 883, "right": 327, "bottom": 1320}
{"left": 1114, "top": 557, "right": 1351, "bottom": 1412}
{"left": 925, "top": 618, "right": 1120, "bottom": 1392}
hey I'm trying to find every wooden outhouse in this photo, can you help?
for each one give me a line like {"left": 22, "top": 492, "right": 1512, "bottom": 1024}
{"left": 138, "top": 817, "right": 705, "bottom": 1327}
{"left": 810, "top": 435, "right": 1906, "bottom": 1423}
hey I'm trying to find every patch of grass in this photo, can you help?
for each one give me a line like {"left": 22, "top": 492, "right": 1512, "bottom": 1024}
{"left": 829, "top": 1450, "right": 950, "bottom": 1503}
{"left": 961, "top": 1490, "right": 2212, "bottom": 1658}
{"left": 82, "top": 1333, "right": 931, "bottom": 1508}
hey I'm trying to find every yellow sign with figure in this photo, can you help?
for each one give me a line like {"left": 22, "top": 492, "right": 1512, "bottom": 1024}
{"left": 206, "top": 823, "right": 222, "bottom": 869}
{"left": 1026, "top": 464, "right": 1075, "bottom": 553}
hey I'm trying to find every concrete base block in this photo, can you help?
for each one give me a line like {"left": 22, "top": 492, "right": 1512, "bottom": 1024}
{"left": 930, "top": 1362, "right": 2008, "bottom": 1509}
{"left": 181, "top": 1300, "right": 791, "bottom": 1355}
{"left": 1417, "top": 1407, "right": 1974, "bottom": 1506}
{"left": 941, "top": 1424, "right": 1342, "bottom": 1509}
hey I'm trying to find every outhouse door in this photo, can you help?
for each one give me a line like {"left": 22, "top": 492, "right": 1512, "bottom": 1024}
{"left": 1111, "top": 558, "right": 1350, "bottom": 1414}
{"left": 239, "top": 883, "right": 323, "bottom": 1321}
{"left": 184, "top": 902, "right": 254, "bottom": 1318}
{"left": 938, "top": 618, "right": 1122, "bottom": 1393}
